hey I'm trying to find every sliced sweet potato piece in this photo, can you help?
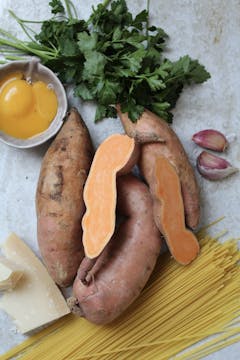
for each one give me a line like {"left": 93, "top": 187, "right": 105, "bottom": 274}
{"left": 155, "top": 156, "right": 199, "bottom": 264}
{"left": 82, "top": 134, "right": 139, "bottom": 259}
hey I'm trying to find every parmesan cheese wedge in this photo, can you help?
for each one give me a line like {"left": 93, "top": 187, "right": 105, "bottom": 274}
{"left": 0, "top": 257, "right": 23, "bottom": 291}
{"left": 0, "top": 233, "right": 70, "bottom": 333}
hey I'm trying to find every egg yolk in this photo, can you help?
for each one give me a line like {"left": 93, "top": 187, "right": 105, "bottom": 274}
{"left": 0, "top": 71, "right": 23, "bottom": 88}
{"left": 0, "top": 80, "right": 34, "bottom": 117}
{"left": 0, "top": 73, "right": 58, "bottom": 139}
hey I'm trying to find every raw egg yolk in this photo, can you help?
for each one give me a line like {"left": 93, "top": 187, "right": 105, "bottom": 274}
{"left": 0, "top": 80, "right": 34, "bottom": 117}
{"left": 0, "top": 73, "right": 58, "bottom": 139}
{"left": 0, "top": 71, "right": 23, "bottom": 88}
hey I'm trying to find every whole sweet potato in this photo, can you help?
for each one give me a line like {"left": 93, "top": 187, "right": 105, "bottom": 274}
{"left": 36, "top": 108, "right": 94, "bottom": 287}
{"left": 68, "top": 174, "right": 162, "bottom": 324}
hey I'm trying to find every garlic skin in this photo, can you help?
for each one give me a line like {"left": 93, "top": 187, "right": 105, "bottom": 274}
{"left": 192, "top": 129, "right": 228, "bottom": 152}
{"left": 197, "top": 151, "right": 238, "bottom": 181}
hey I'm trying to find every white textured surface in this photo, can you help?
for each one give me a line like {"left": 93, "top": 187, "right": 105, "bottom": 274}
{"left": 0, "top": 0, "right": 239, "bottom": 358}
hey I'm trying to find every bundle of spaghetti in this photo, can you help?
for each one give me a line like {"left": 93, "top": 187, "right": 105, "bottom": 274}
{"left": 1, "top": 233, "right": 240, "bottom": 360}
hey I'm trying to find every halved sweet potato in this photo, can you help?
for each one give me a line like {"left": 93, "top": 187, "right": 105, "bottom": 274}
{"left": 82, "top": 134, "right": 139, "bottom": 259}
{"left": 155, "top": 156, "right": 199, "bottom": 264}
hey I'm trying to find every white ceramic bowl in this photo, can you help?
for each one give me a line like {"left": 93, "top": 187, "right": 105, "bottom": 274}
{"left": 0, "top": 58, "right": 68, "bottom": 148}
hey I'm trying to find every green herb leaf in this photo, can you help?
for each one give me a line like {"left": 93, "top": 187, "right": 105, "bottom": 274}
{"left": 121, "top": 99, "right": 145, "bottom": 122}
{"left": 120, "top": 48, "right": 145, "bottom": 73}
{"left": 77, "top": 32, "right": 98, "bottom": 53}
{"left": 98, "top": 79, "right": 120, "bottom": 105}
{"left": 83, "top": 51, "right": 107, "bottom": 78}
{"left": 95, "top": 104, "right": 107, "bottom": 122}
{"left": 74, "top": 83, "right": 95, "bottom": 101}
{"left": 132, "top": 10, "right": 148, "bottom": 30}
{"left": 49, "top": 0, "right": 65, "bottom": 14}
{"left": 146, "top": 75, "right": 165, "bottom": 91}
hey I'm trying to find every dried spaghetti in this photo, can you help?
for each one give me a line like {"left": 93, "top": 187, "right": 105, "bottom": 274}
{"left": 1, "top": 232, "right": 239, "bottom": 360}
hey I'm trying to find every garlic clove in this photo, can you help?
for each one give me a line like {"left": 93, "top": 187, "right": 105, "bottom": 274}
{"left": 192, "top": 129, "right": 228, "bottom": 152}
{"left": 197, "top": 151, "right": 238, "bottom": 181}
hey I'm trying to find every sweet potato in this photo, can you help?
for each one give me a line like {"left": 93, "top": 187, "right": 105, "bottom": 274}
{"left": 36, "top": 108, "right": 93, "bottom": 287}
{"left": 117, "top": 108, "right": 200, "bottom": 264}
{"left": 68, "top": 174, "right": 162, "bottom": 325}
{"left": 82, "top": 134, "right": 139, "bottom": 259}
{"left": 155, "top": 156, "right": 199, "bottom": 264}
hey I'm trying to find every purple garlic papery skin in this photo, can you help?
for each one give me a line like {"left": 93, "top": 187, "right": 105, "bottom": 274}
{"left": 192, "top": 129, "right": 228, "bottom": 152}
{"left": 197, "top": 151, "right": 238, "bottom": 181}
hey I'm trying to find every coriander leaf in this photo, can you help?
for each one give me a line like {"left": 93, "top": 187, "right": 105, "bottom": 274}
{"left": 170, "top": 55, "right": 191, "bottom": 75}
{"left": 169, "top": 56, "right": 211, "bottom": 84}
{"left": 58, "top": 37, "right": 79, "bottom": 56}
{"left": 95, "top": 104, "right": 107, "bottom": 122}
{"left": 105, "top": 106, "right": 117, "bottom": 118}
{"left": 148, "top": 27, "right": 168, "bottom": 50}
{"left": 83, "top": 51, "right": 107, "bottom": 78}
{"left": 132, "top": 10, "right": 148, "bottom": 30}
{"left": 94, "top": 104, "right": 117, "bottom": 122}
{"left": 114, "top": 66, "right": 134, "bottom": 77}
{"left": 112, "top": 26, "right": 122, "bottom": 41}
{"left": 64, "top": 67, "right": 78, "bottom": 83}
{"left": 98, "top": 79, "right": 120, "bottom": 105}
{"left": 78, "top": 32, "right": 98, "bottom": 53}
{"left": 150, "top": 106, "right": 173, "bottom": 123}
{"left": 49, "top": 0, "right": 64, "bottom": 14}
{"left": 120, "top": 48, "right": 145, "bottom": 73}
{"left": 110, "top": 0, "right": 132, "bottom": 24}
{"left": 187, "top": 60, "right": 211, "bottom": 83}
{"left": 151, "top": 101, "right": 170, "bottom": 112}
{"left": 146, "top": 75, "right": 165, "bottom": 91}
{"left": 124, "top": 33, "right": 147, "bottom": 48}
{"left": 120, "top": 99, "right": 144, "bottom": 122}
{"left": 74, "top": 83, "right": 95, "bottom": 100}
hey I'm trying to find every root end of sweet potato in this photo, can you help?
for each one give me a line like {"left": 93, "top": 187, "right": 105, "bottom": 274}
{"left": 67, "top": 297, "right": 84, "bottom": 316}
{"left": 117, "top": 106, "right": 166, "bottom": 143}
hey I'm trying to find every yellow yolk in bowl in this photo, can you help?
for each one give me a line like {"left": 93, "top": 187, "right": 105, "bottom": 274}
{"left": 0, "top": 73, "right": 58, "bottom": 139}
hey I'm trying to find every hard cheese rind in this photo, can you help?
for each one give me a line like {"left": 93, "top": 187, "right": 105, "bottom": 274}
{"left": 0, "top": 233, "right": 70, "bottom": 333}
{"left": 0, "top": 257, "right": 23, "bottom": 291}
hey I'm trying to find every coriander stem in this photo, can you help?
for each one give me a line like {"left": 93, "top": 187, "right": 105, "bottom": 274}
{"left": 5, "top": 55, "right": 25, "bottom": 61}
{"left": 8, "top": 10, "right": 36, "bottom": 42}
{"left": 0, "top": 37, "right": 57, "bottom": 60}
{"left": 146, "top": 0, "right": 150, "bottom": 45}
{"left": 68, "top": 0, "right": 78, "bottom": 18}
{"left": 64, "top": 0, "right": 73, "bottom": 20}
{"left": 102, "top": 0, "right": 112, "bottom": 8}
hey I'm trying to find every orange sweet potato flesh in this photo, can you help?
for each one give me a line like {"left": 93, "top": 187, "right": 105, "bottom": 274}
{"left": 155, "top": 156, "right": 199, "bottom": 264}
{"left": 82, "top": 134, "right": 139, "bottom": 259}
{"left": 36, "top": 108, "right": 94, "bottom": 287}
{"left": 117, "top": 107, "right": 200, "bottom": 230}
{"left": 68, "top": 174, "right": 162, "bottom": 325}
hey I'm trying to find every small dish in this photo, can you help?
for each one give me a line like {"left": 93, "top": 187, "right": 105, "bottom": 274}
{"left": 0, "top": 58, "right": 68, "bottom": 148}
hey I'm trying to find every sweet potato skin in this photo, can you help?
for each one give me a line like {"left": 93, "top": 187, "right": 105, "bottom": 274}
{"left": 118, "top": 108, "right": 200, "bottom": 230}
{"left": 36, "top": 108, "right": 94, "bottom": 287}
{"left": 68, "top": 174, "right": 162, "bottom": 324}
